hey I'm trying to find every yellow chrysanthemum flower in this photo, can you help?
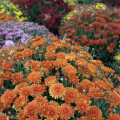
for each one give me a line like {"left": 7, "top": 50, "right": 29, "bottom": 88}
{"left": 95, "top": 3, "right": 107, "bottom": 10}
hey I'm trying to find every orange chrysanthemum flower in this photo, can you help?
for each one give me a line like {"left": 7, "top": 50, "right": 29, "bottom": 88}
{"left": 46, "top": 105, "right": 59, "bottom": 120}
{"left": 59, "top": 103, "right": 74, "bottom": 119}
{"left": 74, "top": 58, "right": 88, "bottom": 67}
{"left": 1, "top": 90, "right": 16, "bottom": 104}
{"left": 65, "top": 87, "right": 79, "bottom": 104}
{"left": 24, "top": 102, "right": 38, "bottom": 117}
{"left": 49, "top": 83, "right": 66, "bottom": 99}
{"left": 3, "top": 71, "right": 12, "bottom": 80}
{"left": 88, "top": 87, "right": 104, "bottom": 99}
{"left": 14, "top": 97, "right": 28, "bottom": 111}
{"left": 46, "top": 45, "right": 56, "bottom": 52}
{"left": 68, "top": 75, "right": 79, "bottom": 84}
{"left": 22, "top": 49, "right": 33, "bottom": 58}
{"left": 107, "top": 46, "right": 114, "bottom": 53}
{"left": 40, "top": 60, "right": 55, "bottom": 71}
{"left": 56, "top": 52, "right": 67, "bottom": 59}
{"left": 26, "top": 116, "right": 40, "bottom": 120}
{"left": 65, "top": 52, "right": 76, "bottom": 61}
{"left": 48, "top": 101, "right": 60, "bottom": 109}
{"left": 0, "top": 114, "right": 7, "bottom": 120}
{"left": 27, "top": 71, "right": 42, "bottom": 83}
{"left": 64, "top": 65, "right": 77, "bottom": 76}
{"left": 19, "top": 87, "right": 31, "bottom": 98}
{"left": 2, "top": 61, "right": 13, "bottom": 70}
{"left": 25, "top": 60, "right": 40, "bottom": 71}
{"left": 75, "top": 102, "right": 90, "bottom": 114}
{"left": 30, "top": 84, "right": 46, "bottom": 96}
{"left": 77, "top": 116, "right": 88, "bottom": 120}
{"left": 14, "top": 82, "right": 28, "bottom": 94}
{"left": 86, "top": 106, "right": 102, "bottom": 120}
{"left": 45, "top": 52, "right": 56, "bottom": 60}
{"left": 108, "top": 113, "right": 120, "bottom": 120}
{"left": 76, "top": 94, "right": 90, "bottom": 104}
{"left": 55, "top": 58, "right": 68, "bottom": 68}
{"left": 0, "top": 77, "right": 3, "bottom": 86}
{"left": 11, "top": 72, "right": 23, "bottom": 84}
{"left": 44, "top": 76, "right": 58, "bottom": 87}
{"left": 17, "top": 110, "right": 26, "bottom": 120}
{"left": 51, "top": 36, "right": 58, "bottom": 42}
{"left": 53, "top": 41, "right": 64, "bottom": 49}
{"left": 39, "top": 105, "right": 49, "bottom": 117}
{"left": 34, "top": 96, "right": 48, "bottom": 108}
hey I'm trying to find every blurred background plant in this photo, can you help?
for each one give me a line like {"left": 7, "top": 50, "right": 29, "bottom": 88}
{"left": 0, "top": 21, "right": 54, "bottom": 49}
{"left": 100, "top": 0, "right": 120, "bottom": 8}
{"left": 10, "top": 0, "right": 72, "bottom": 35}
{"left": 0, "top": 0, "right": 28, "bottom": 21}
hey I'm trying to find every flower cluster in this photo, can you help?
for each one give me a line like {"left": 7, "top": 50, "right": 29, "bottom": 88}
{"left": 10, "top": 0, "right": 72, "bottom": 35}
{"left": 100, "top": 0, "right": 120, "bottom": 8}
{"left": 59, "top": 5, "right": 120, "bottom": 64}
{"left": 63, "top": 0, "right": 78, "bottom": 6}
{"left": 0, "top": 21, "right": 54, "bottom": 49}
{"left": 0, "top": 0, "right": 27, "bottom": 21}
{"left": 0, "top": 35, "right": 120, "bottom": 120}
{"left": 0, "top": 13, "right": 19, "bottom": 22}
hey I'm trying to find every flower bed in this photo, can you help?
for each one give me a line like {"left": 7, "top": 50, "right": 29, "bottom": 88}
{"left": 59, "top": 5, "right": 120, "bottom": 64}
{"left": 0, "top": 35, "right": 120, "bottom": 120}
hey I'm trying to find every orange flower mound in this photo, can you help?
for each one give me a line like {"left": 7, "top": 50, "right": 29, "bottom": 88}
{"left": 0, "top": 35, "right": 120, "bottom": 119}
{"left": 24, "top": 102, "right": 38, "bottom": 117}
{"left": 49, "top": 83, "right": 66, "bottom": 99}
{"left": 0, "top": 13, "right": 19, "bottom": 22}
{"left": 86, "top": 106, "right": 102, "bottom": 120}
{"left": 59, "top": 103, "right": 74, "bottom": 119}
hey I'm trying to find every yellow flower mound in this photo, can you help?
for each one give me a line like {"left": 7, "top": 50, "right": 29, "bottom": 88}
{"left": 95, "top": 3, "right": 107, "bottom": 10}
{"left": 63, "top": 0, "right": 78, "bottom": 6}
{"left": 0, "top": 0, "right": 28, "bottom": 21}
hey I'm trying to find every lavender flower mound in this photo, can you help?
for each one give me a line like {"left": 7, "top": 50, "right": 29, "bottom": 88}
{"left": 0, "top": 21, "right": 55, "bottom": 49}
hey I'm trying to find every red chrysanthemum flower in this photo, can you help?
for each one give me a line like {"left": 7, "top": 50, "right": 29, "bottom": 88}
{"left": 49, "top": 83, "right": 66, "bottom": 99}
{"left": 0, "top": 77, "right": 3, "bottom": 86}
{"left": 11, "top": 72, "right": 23, "bottom": 84}
{"left": 24, "top": 102, "right": 38, "bottom": 117}
{"left": 59, "top": 103, "right": 74, "bottom": 119}
{"left": 39, "top": 105, "right": 49, "bottom": 117}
